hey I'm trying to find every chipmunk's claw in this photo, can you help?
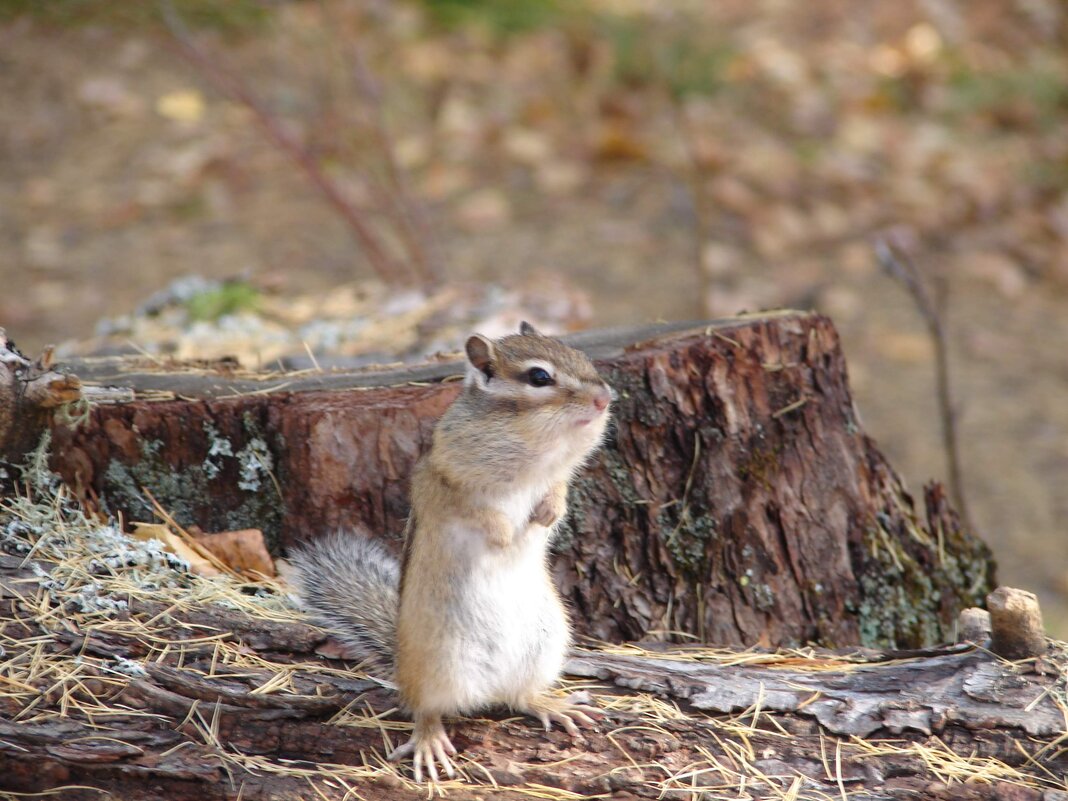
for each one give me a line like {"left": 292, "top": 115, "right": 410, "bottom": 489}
{"left": 389, "top": 717, "right": 457, "bottom": 783}
{"left": 523, "top": 694, "right": 601, "bottom": 737}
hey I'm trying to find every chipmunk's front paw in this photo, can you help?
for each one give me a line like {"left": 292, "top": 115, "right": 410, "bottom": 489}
{"left": 530, "top": 487, "right": 567, "bottom": 528}
{"left": 521, "top": 693, "right": 601, "bottom": 737}
{"left": 389, "top": 716, "right": 457, "bottom": 783}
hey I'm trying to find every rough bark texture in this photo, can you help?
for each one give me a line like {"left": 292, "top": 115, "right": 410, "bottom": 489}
{"left": 50, "top": 313, "right": 994, "bottom": 649}
{"left": 0, "top": 557, "right": 1064, "bottom": 801}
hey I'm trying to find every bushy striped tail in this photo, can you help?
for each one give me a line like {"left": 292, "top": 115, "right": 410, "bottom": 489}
{"left": 289, "top": 531, "right": 399, "bottom": 679}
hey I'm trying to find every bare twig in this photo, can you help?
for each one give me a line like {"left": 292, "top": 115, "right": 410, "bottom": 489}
{"left": 307, "top": 0, "right": 440, "bottom": 287}
{"left": 874, "top": 233, "right": 973, "bottom": 532}
{"left": 159, "top": 0, "right": 415, "bottom": 288}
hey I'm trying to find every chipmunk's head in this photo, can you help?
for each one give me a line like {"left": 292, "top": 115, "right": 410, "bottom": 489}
{"left": 463, "top": 321, "right": 613, "bottom": 452}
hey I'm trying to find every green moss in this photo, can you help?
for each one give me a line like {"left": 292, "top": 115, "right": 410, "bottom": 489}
{"left": 853, "top": 504, "right": 993, "bottom": 649}
{"left": 946, "top": 60, "right": 1068, "bottom": 128}
{"left": 185, "top": 281, "right": 261, "bottom": 323}
{"left": 658, "top": 506, "right": 717, "bottom": 579}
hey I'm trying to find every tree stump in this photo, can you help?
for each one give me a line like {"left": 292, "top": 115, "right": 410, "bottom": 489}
{"left": 48, "top": 312, "right": 994, "bottom": 649}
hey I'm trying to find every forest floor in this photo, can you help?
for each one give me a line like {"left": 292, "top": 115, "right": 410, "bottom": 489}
{"left": 1, "top": 0, "right": 1067, "bottom": 635}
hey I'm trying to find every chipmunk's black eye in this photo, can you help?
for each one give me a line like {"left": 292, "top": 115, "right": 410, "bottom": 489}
{"left": 526, "top": 367, "right": 554, "bottom": 387}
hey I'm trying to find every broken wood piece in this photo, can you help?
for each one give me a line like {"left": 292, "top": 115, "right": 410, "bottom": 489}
{"left": 987, "top": 585, "right": 1048, "bottom": 660}
{"left": 957, "top": 606, "right": 992, "bottom": 643}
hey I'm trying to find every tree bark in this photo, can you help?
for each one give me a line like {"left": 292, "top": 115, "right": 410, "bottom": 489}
{"left": 48, "top": 312, "right": 994, "bottom": 649}
{"left": 0, "top": 555, "right": 1063, "bottom": 801}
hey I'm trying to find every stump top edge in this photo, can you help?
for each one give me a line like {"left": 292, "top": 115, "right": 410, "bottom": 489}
{"left": 60, "top": 309, "right": 816, "bottom": 400}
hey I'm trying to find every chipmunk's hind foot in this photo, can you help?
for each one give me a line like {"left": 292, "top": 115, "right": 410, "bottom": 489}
{"left": 389, "top": 714, "right": 457, "bottom": 783}
{"left": 521, "top": 692, "right": 601, "bottom": 737}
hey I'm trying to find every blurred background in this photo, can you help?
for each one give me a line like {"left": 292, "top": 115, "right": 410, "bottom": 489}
{"left": 1, "top": 0, "right": 1066, "bottom": 636}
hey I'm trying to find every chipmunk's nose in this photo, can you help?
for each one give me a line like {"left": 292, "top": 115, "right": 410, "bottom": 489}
{"left": 592, "top": 385, "right": 611, "bottom": 412}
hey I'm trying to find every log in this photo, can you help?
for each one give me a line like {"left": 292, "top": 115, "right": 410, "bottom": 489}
{"left": 0, "top": 553, "right": 1063, "bottom": 801}
{"left": 48, "top": 312, "right": 994, "bottom": 649}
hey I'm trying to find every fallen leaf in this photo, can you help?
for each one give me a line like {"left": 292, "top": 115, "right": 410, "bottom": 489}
{"left": 502, "top": 127, "right": 552, "bottom": 165}
{"left": 131, "top": 522, "right": 220, "bottom": 577}
{"left": 156, "top": 89, "right": 206, "bottom": 124}
{"left": 196, "top": 528, "right": 275, "bottom": 578}
{"left": 591, "top": 120, "right": 648, "bottom": 162}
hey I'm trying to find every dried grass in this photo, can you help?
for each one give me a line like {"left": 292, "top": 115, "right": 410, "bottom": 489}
{"left": 0, "top": 452, "right": 1063, "bottom": 799}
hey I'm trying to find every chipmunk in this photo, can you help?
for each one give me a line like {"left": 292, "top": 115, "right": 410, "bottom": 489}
{"left": 290, "top": 321, "right": 613, "bottom": 782}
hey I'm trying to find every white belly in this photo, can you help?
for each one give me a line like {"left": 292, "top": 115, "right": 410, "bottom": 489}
{"left": 422, "top": 515, "right": 570, "bottom": 713}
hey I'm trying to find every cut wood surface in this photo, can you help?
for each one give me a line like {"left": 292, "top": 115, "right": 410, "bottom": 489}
{"left": 0, "top": 552, "right": 1064, "bottom": 801}
{"left": 49, "top": 312, "right": 993, "bottom": 649}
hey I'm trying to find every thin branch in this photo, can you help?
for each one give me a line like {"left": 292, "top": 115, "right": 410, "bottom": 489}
{"left": 159, "top": 0, "right": 415, "bottom": 288}
{"left": 346, "top": 36, "right": 442, "bottom": 288}
{"left": 308, "top": 0, "right": 436, "bottom": 286}
{"left": 874, "top": 233, "right": 973, "bottom": 533}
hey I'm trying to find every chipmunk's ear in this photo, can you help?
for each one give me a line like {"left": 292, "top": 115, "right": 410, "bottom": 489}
{"left": 519, "top": 320, "right": 541, "bottom": 337}
{"left": 465, "top": 334, "right": 496, "bottom": 380}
